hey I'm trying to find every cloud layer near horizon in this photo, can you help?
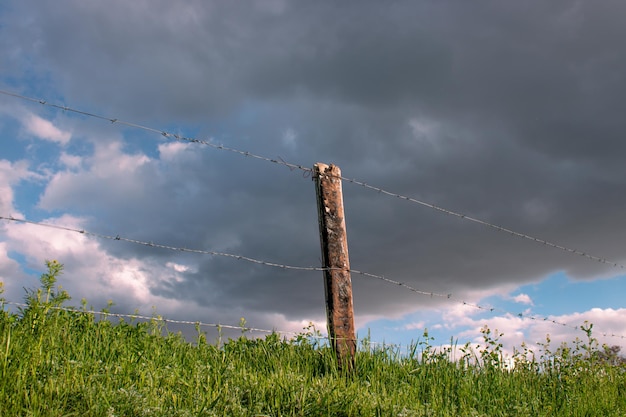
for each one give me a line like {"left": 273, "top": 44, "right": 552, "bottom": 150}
{"left": 1, "top": 1, "right": 626, "bottom": 346}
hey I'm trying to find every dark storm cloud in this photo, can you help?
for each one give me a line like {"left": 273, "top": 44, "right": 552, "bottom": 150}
{"left": 4, "top": 0, "right": 626, "bottom": 323}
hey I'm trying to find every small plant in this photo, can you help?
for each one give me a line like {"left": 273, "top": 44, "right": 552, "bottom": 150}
{"left": 418, "top": 328, "right": 436, "bottom": 364}
{"left": 239, "top": 316, "right": 249, "bottom": 335}
{"left": 17, "top": 260, "right": 71, "bottom": 358}
{"left": 23, "top": 260, "right": 70, "bottom": 311}
{"left": 478, "top": 325, "right": 504, "bottom": 369}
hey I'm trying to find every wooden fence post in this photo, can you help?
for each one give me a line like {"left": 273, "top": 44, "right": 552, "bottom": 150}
{"left": 314, "top": 163, "right": 356, "bottom": 371}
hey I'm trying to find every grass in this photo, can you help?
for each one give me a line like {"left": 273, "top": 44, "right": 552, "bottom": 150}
{"left": 0, "top": 261, "right": 625, "bottom": 416}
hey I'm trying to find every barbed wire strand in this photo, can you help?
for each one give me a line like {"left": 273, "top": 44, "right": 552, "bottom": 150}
{"left": 0, "top": 300, "right": 396, "bottom": 346}
{"left": 0, "top": 90, "right": 312, "bottom": 174}
{"left": 1, "top": 300, "right": 284, "bottom": 335}
{"left": 2, "top": 215, "right": 623, "bottom": 340}
{"left": 0, "top": 215, "right": 323, "bottom": 272}
{"left": 3, "top": 298, "right": 624, "bottom": 347}
{"left": 336, "top": 175, "right": 626, "bottom": 269}
{"left": 2, "top": 89, "right": 623, "bottom": 271}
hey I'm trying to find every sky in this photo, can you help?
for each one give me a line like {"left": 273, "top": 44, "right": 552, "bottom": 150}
{"left": 1, "top": 0, "right": 626, "bottom": 357}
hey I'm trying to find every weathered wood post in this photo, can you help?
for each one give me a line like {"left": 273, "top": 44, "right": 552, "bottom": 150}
{"left": 313, "top": 163, "right": 356, "bottom": 371}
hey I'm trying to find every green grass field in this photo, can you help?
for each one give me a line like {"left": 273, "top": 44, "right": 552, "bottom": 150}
{"left": 1, "top": 261, "right": 624, "bottom": 416}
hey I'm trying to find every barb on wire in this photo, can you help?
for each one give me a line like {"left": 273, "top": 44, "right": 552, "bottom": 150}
{"left": 338, "top": 175, "right": 626, "bottom": 270}
{"left": 0, "top": 90, "right": 313, "bottom": 175}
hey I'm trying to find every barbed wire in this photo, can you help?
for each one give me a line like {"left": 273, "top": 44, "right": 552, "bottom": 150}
{"left": 1, "top": 295, "right": 623, "bottom": 348}
{"left": 0, "top": 90, "right": 313, "bottom": 175}
{"left": 337, "top": 175, "right": 626, "bottom": 270}
{"left": 0, "top": 215, "right": 324, "bottom": 272}
{"left": 2, "top": 89, "right": 624, "bottom": 271}
{"left": 1, "top": 214, "right": 624, "bottom": 340}
{"left": 0, "top": 299, "right": 389, "bottom": 346}
{"left": 0, "top": 300, "right": 285, "bottom": 335}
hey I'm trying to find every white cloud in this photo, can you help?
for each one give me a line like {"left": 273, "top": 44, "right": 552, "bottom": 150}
{"left": 38, "top": 140, "right": 152, "bottom": 210}
{"left": 440, "top": 302, "right": 482, "bottom": 328}
{"left": 3, "top": 214, "right": 179, "bottom": 311}
{"left": 375, "top": 281, "right": 626, "bottom": 356}
{"left": 22, "top": 113, "right": 71, "bottom": 145}
{"left": 0, "top": 159, "right": 44, "bottom": 216}
{"left": 526, "top": 308, "right": 626, "bottom": 348}
{"left": 0, "top": 241, "right": 34, "bottom": 301}
{"left": 158, "top": 141, "right": 194, "bottom": 161}
{"left": 166, "top": 261, "right": 193, "bottom": 274}
{"left": 0, "top": 165, "right": 20, "bottom": 216}
{"left": 403, "top": 321, "right": 426, "bottom": 331}
{"left": 246, "top": 313, "right": 327, "bottom": 339}
{"left": 437, "top": 307, "right": 626, "bottom": 357}
{"left": 91, "top": 141, "right": 150, "bottom": 175}
{"left": 510, "top": 293, "right": 534, "bottom": 305}
{"left": 59, "top": 152, "right": 83, "bottom": 169}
